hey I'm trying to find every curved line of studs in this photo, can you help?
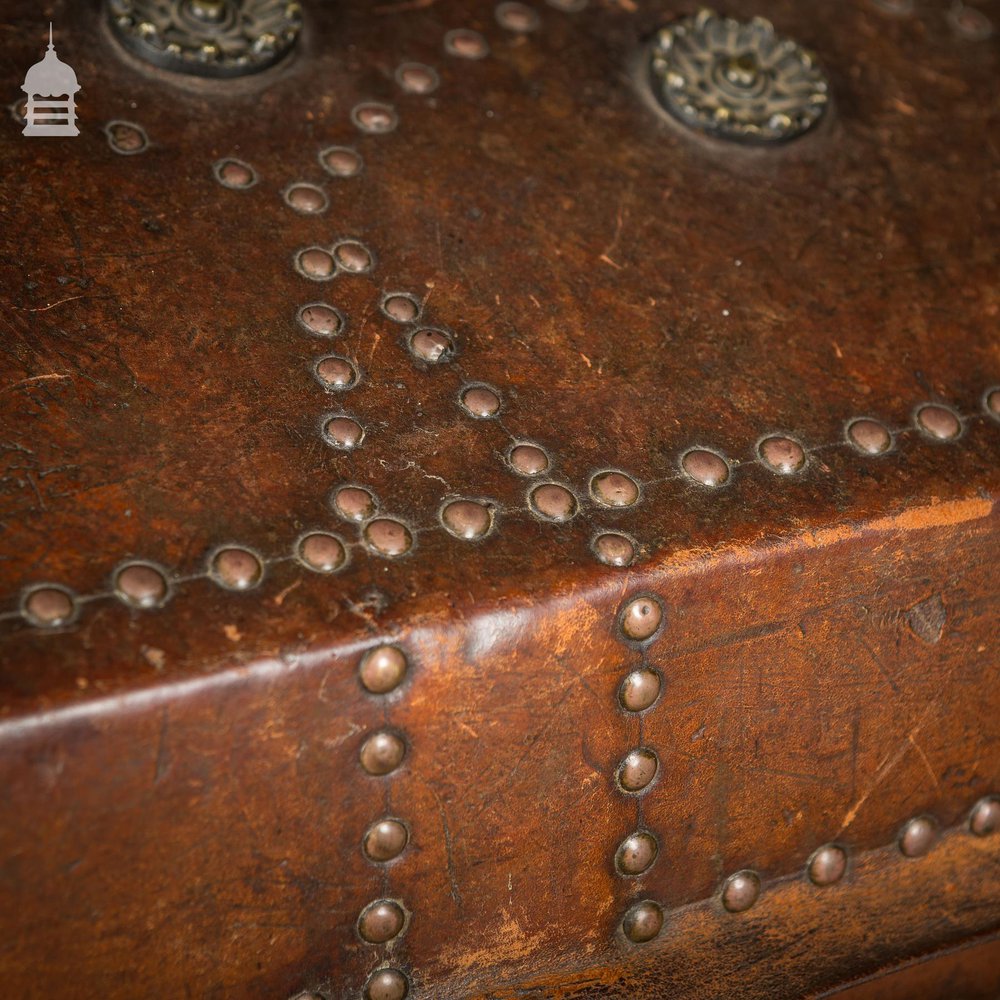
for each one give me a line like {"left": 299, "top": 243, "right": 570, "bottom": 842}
{"left": 6, "top": 0, "right": 1000, "bottom": 631}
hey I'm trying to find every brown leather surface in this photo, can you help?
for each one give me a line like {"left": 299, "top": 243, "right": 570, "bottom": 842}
{"left": 0, "top": 0, "right": 998, "bottom": 997}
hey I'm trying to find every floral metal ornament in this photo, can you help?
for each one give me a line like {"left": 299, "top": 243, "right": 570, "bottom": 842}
{"left": 648, "top": 9, "right": 829, "bottom": 143}
{"left": 107, "top": 0, "right": 302, "bottom": 78}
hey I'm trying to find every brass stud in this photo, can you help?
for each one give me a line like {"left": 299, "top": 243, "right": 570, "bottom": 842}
{"left": 364, "top": 968, "right": 410, "bottom": 1000}
{"left": 622, "top": 900, "right": 663, "bottom": 943}
{"left": 459, "top": 384, "right": 501, "bottom": 418}
{"left": 297, "top": 533, "right": 346, "bottom": 573}
{"left": 363, "top": 818, "right": 410, "bottom": 862}
{"left": 618, "top": 668, "right": 661, "bottom": 713}
{"left": 984, "top": 387, "right": 1000, "bottom": 421}
{"left": 620, "top": 596, "right": 663, "bottom": 642}
{"left": 395, "top": 62, "right": 440, "bottom": 94}
{"left": 105, "top": 120, "right": 149, "bottom": 155}
{"left": 846, "top": 417, "right": 892, "bottom": 455}
{"left": 496, "top": 1, "right": 541, "bottom": 31}
{"left": 444, "top": 28, "right": 490, "bottom": 59}
{"left": 323, "top": 415, "right": 365, "bottom": 450}
{"left": 899, "top": 815, "right": 938, "bottom": 857}
{"left": 757, "top": 435, "right": 807, "bottom": 474}
{"left": 296, "top": 247, "right": 336, "bottom": 281}
{"left": 969, "top": 797, "right": 1000, "bottom": 837}
{"left": 508, "top": 443, "right": 549, "bottom": 475}
{"left": 590, "top": 470, "right": 640, "bottom": 507}
{"left": 529, "top": 483, "right": 577, "bottom": 522}
{"left": 807, "top": 844, "right": 847, "bottom": 886}
{"left": 114, "top": 562, "right": 169, "bottom": 609}
{"left": 441, "top": 499, "right": 493, "bottom": 540}
{"left": 22, "top": 585, "right": 76, "bottom": 628}
{"left": 681, "top": 448, "right": 730, "bottom": 487}
{"left": 380, "top": 292, "right": 421, "bottom": 323}
{"left": 914, "top": 403, "right": 962, "bottom": 441}
{"left": 359, "top": 645, "right": 408, "bottom": 695}
{"left": 319, "top": 145, "right": 363, "bottom": 178}
{"left": 722, "top": 870, "right": 760, "bottom": 912}
{"left": 284, "top": 182, "right": 328, "bottom": 215}
{"left": 332, "top": 485, "right": 378, "bottom": 522}
{"left": 408, "top": 327, "right": 455, "bottom": 363}
{"left": 616, "top": 747, "right": 659, "bottom": 794}
{"left": 360, "top": 731, "right": 407, "bottom": 776}
{"left": 297, "top": 302, "right": 345, "bottom": 338}
{"left": 364, "top": 518, "right": 413, "bottom": 558}
{"left": 352, "top": 102, "right": 399, "bottom": 134}
{"left": 616, "top": 831, "right": 659, "bottom": 876}
{"left": 947, "top": 3, "right": 993, "bottom": 40}
{"left": 210, "top": 547, "right": 263, "bottom": 590}
{"left": 213, "top": 157, "right": 257, "bottom": 189}
{"left": 333, "top": 240, "right": 374, "bottom": 274}
{"left": 357, "top": 899, "right": 406, "bottom": 944}
{"left": 593, "top": 532, "right": 636, "bottom": 567}
{"left": 314, "top": 355, "right": 358, "bottom": 390}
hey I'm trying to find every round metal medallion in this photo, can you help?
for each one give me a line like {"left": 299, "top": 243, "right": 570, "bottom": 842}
{"left": 648, "top": 8, "right": 828, "bottom": 143}
{"left": 106, "top": 0, "right": 303, "bottom": 78}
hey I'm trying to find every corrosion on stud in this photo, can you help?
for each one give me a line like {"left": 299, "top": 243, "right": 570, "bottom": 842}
{"left": 616, "top": 747, "right": 659, "bottom": 794}
{"left": 441, "top": 499, "right": 493, "bottom": 540}
{"left": 619, "top": 668, "right": 661, "bottom": 713}
{"left": 846, "top": 417, "right": 892, "bottom": 455}
{"left": 314, "top": 355, "right": 358, "bottom": 390}
{"left": 114, "top": 562, "right": 169, "bottom": 609}
{"left": 620, "top": 595, "right": 663, "bottom": 642}
{"left": 22, "top": 585, "right": 76, "bottom": 628}
{"left": 616, "top": 831, "right": 659, "bottom": 877}
{"left": 899, "top": 815, "right": 938, "bottom": 857}
{"left": 364, "top": 967, "right": 410, "bottom": 1000}
{"left": 297, "top": 302, "right": 345, "bottom": 338}
{"left": 681, "top": 448, "right": 730, "bottom": 487}
{"left": 408, "top": 327, "right": 455, "bottom": 363}
{"left": 105, "top": 120, "right": 149, "bottom": 154}
{"left": 807, "top": 844, "right": 847, "bottom": 886}
{"left": 363, "top": 818, "right": 410, "bottom": 862}
{"left": 622, "top": 900, "right": 663, "bottom": 943}
{"left": 357, "top": 899, "right": 406, "bottom": 944}
{"left": 209, "top": 547, "right": 264, "bottom": 591}
{"left": 297, "top": 533, "right": 346, "bottom": 573}
{"left": 359, "top": 645, "right": 408, "bottom": 695}
{"left": 323, "top": 415, "right": 364, "bottom": 450}
{"left": 591, "top": 470, "right": 640, "bottom": 507}
{"left": 915, "top": 403, "right": 962, "bottom": 441}
{"left": 758, "top": 435, "right": 807, "bottom": 474}
{"left": 593, "top": 531, "right": 636, "bottom": 567}
{"left": 364, "top": 518, "right": 413, "bottom": 557}
{"left": 722, "top": 870, "right": 760, "bottom": 912}
{"left": 969, "top": 797, "right": 1000, "bottom": 837}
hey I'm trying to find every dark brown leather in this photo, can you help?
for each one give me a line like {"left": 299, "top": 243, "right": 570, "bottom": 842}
{"left": 0, "top": 0, "right": 998, "bottom": 997}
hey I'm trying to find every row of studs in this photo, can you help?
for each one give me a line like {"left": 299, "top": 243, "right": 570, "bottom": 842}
{"left": 620, "top": 796, "right": 1000, "bottom": 943}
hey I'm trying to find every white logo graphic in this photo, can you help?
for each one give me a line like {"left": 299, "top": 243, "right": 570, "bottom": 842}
{"left": 21, "top": 24, "right": 80, "bottom": 137}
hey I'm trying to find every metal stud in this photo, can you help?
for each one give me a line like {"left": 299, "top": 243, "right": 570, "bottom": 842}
{"left": 593, "top": 532, "right": 637, "bottom": 567}
{"left": 914, "top": 403, "right": 962, "bottom": 441}
{"left": 359, "top": 731, "right": 407, "bottom": 776}
{"left": 622, "top": 900, "right": 663, "bottom": 943}
{"left": 332, "top": 485, "right": 378, "bottom": 522}
{"left": 757, "top": 435, "right": 807, "bottom": 474}
{"left": 618, "top": 668, "right": 661, "bottom": 713}
{"left": 616, "top": 831, "right": 659, "bottom": 876}
{"left": 319, "top": 145, "right": 363, "bottom": 178}
{"left": 364, "top": 518, "right": 413, "bottom": 557}
{"left": 529, "top": 483, "right": 577, "bottom": 522}
{"left": 969, "top": 797, "right": 1000, "bottom": 837}
{"left": 284, "top": 183, "right": 328, "bottom": 215}
{"left": 846, "top": 417, "right": 892, "bottom": 455}
{"left": 213, "top": 157, "right": 257, "bottom": 189}
{"left": 333, "top": 240, "right": 374, "bottom": 274}
{"left": 352, "top": 102, "right": 399, "bottom": 134}
{"left": 722, "top": 870, "right": 760, "bottom": 912}
{"left": 508, "top": 443, "right": 549, "bottom": 475}
{"left": 807, "top": 844, "right": 847, "bottom": 886}
{"left": 363, "top": 818, "right": 410, "bottom": 862}
{"left": 396, "top": 62, "right": 440, "bottom": 94}
{"left": 496, "top": 1, "right": 541, "bottom": 31}
{"left": 590, "top": 471, "right": 639, "bottom": 507}
{"left": 620, "top": 596, "right": 663, "bottom": 642}
{"left": 459, "top": 384, "right": 501, "bottom": 418}
{"left": 616, "top": 747, "right": 659, "bottom": 794}
{"left": 105, "top": 120, "right": 149, "bottom": 155}
{"left": 357, "top": 899, "right": 406, "bottom": 943}
{"left": 21, "top": 585, "right": 77, "bottom": 628}
{"left": 359, "top": 645, "right": 408, "bottom": 695}
{"left": 323, "top": 415, "right": 365, "bottom": 450}
{"left": 297, "top": 302, "right": 345, "bottom": 338}
{"left": 381, "top": 292, "right": 421, "bottom": 323}
{"left": 314, "top": 356, "right": 358, "bottom": 390}
{"left": 899, "top": 815, "right": 938, "bottom": 857}
{"left": 114, "top": 562, "right": 170, "bottom": 609}
{"left": 441, "top": 499, "right": 493, "bottom": 540}
{"left": 297, "top": 533, "right": 346, "bottom": 573}
{"left": 444, "top": 28, "right": 490, "bottom": 59}
{"left": 681, "top": 448, "right": 730, "bottom": 487}
{"left": 408, "top": 327, "right": 455, "bottom": 363}
{"left": 209, "top": 547, "right": 263, "bottom": 590}
{"left": 296, "top": 247, "right": 336, "bottom": 281}
{"left": 364, "top": 968, "right": 410, "bottom": 1000}
{"left": 984, "top": 387, "right": 1000, "bottom": 421}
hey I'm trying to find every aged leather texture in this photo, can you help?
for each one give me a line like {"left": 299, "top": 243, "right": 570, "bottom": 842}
{"left": 0, "top": 0, "right": 998, "bottom": 997}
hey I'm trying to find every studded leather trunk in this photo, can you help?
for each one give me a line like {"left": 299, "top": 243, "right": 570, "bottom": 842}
{"left": 1, "top": 1, "right": 999, "bottom": 998}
